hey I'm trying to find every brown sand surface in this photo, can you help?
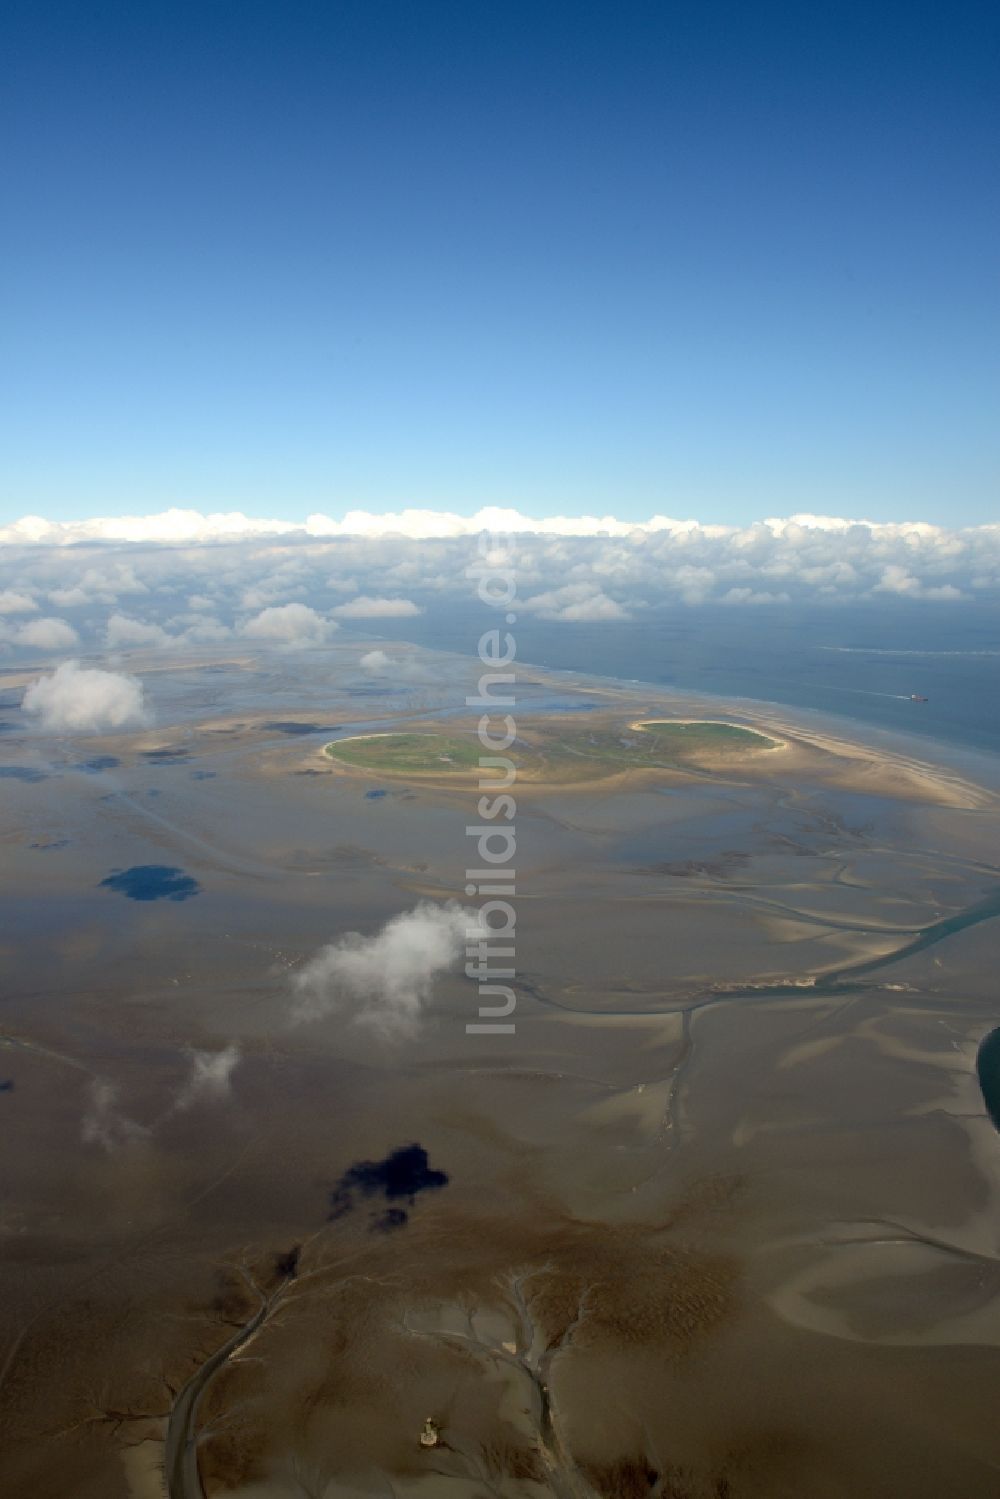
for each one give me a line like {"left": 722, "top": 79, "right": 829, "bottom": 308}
{"left": 1, "top": 643, "right": 999, "bottom": 1497}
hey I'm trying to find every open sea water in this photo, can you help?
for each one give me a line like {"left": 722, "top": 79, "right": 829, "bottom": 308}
{"left": 375, "top": 600, "right": 1000, "bottom": 762}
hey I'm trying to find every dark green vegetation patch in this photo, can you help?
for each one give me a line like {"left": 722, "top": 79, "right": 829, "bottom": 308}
{"left": 634, "top": 720, "right": 777, "bottom": 754}
{"left": 325, "top": 732, "right": 481, "bottom": 773}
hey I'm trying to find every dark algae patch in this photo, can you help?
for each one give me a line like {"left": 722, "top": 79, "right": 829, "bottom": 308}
{"left": 0, "top": 766, "right": 49, "bottom": 782}
{"left": 329, "top": 1143, "right": 449, "bottom": 1230}
{"left": 976, "top": 1027, "right": 1000, "bottom": 1131}
{"left": 100, "top": 865, "right": 201, "bottom": 902}
{"left": 263, "top": 720, "right": 334, "bottom": 736}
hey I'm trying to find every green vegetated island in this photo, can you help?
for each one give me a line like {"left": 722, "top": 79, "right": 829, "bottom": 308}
{"left": 323, "top": 720, "right": 779, "bottom": 784}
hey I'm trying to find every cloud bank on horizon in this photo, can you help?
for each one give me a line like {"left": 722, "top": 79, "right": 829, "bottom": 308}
{"left": 2, "top": 504, "right": 990, "bottom": 547}
{"left": 0, "top": 505, "right": 997, "bottom": 657}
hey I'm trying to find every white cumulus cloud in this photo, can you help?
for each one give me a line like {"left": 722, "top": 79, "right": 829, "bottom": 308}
{"left": 179, "top": 614, "right": 233, "bottom": 643}
{"left": 292, "top": 901, "right": 472, "bottom": 1037}
{"left": 722, "top": 587, "right": 792, "bottom": 605}
{"left": 522, "top": 584, "right": 630, "bottom": 622}
{"left": 15, "top": 616, "right": 80, "bottom": 650}
{"left": 174, "top": 1045, "right": 241, "bottom": 1111}
{"left": 359, "top": 648, "right": 394, "bottom": 671}
{"left": 82, "top": 1079, "right": 149, "bottom": 1153}
{"left": 331, "top": 595, "right": 422, "bottom": 618}
{"left": 22, "top": 660, "right": 148, "bottom": 732}
{"left": 105, "top": 612, "right": 172, "bottom": 648}
{"left": 874, "top": 565, "right": 963, "bottom": 600}
{"left": 240, "top": 602, "right": 337, "bottom": 646}
{"left": 47, "top": 586, "right": 91, "bottom": 607}
{"left": 0, "top": 589, "right": 38, "bottom": 614}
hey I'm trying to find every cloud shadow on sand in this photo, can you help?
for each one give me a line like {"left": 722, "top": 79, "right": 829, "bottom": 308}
{"left": 329, "top": 1143, "right": 449, "bottom": 1232}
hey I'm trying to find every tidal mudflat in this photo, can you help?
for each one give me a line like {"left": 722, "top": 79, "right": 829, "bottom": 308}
{"left": 1, "top": 640, "right": 1000, "bottom": 1498}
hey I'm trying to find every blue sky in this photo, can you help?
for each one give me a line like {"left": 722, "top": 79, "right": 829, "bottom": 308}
{"left": 2, "top": 0, "right": 997, "bottom": 526}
